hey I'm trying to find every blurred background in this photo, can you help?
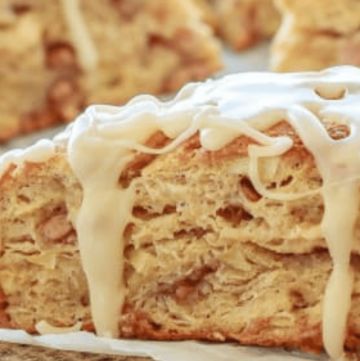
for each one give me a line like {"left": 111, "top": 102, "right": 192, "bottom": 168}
{"left": 0, "top": 0, "right": 358, "bottom": 152}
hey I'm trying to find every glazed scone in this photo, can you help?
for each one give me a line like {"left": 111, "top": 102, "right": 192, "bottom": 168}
{"left": 1, "top": 67, "right": 360, "bottom": 360}
{"left": 0, "top": 342, "right": 150, "bottom": 361}
{"left": 271, "top": 0, "right": 360, "bottom": 71}
{"left": 0, "top": 0, "right": 221, "bottom": 141}
{"left": 194, "top": 0, "right": 280, "bottom": 50}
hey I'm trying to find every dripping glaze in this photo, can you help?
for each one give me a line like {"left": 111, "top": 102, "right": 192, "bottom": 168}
{"left": 60, "top": 0, "right": 98, "bottom": 71}
{"left": 1, "top": 66, "right": 360, "bottom": 360}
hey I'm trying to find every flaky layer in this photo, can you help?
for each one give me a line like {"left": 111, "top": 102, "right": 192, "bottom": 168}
{"left": 1, "top": 121, "right": 360, "bottom": 353}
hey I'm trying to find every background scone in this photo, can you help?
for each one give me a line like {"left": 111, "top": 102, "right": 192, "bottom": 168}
{"left": 1, "top": 67, "right": 360, "bottom": 360}
{"left": 195, "top": 0, "right": 280, "bottom": 50}
{"left": 272, "top": 0, "right": 360, "bottom": 71}
{"left": 0, "top": 0, "right": 221, "bottom": 141}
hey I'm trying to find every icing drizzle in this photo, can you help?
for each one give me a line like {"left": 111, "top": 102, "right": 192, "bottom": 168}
{"left": 2, "top": 66, "right": 360, "bottom": 360}
{"left": 60, "top": 0, "right": 98, "bottom": 72}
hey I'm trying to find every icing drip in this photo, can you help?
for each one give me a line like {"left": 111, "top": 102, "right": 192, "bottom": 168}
{"left": 286, "top": 107, "right": 360, "bottom": 360}
{"left": 66, "top": 106, "right": 204, "bottom": 337}
{"left": 2, "top": 66, "right": 360, "bottom": 359}
{"left": 321, "top": 185, "right": 356, "bottom": 360}
{"left": 35, "top": 320, "right": 82, "bottom": 335}
{"left": 60, "top": 0, "right": 98, "bottom": 72}
{"left": 67, "top": 111, "right": 136, "bottom": 337}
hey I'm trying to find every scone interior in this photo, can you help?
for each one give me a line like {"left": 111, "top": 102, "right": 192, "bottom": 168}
{"left": 1, "top": 67, "right": 360, "bottom": 359}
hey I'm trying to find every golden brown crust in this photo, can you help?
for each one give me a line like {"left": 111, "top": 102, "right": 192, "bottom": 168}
{"left": 119, "top": 310, "right": 324, "bottom": 353}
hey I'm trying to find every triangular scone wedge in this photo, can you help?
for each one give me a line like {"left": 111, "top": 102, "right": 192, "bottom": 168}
{"left": 1, "top": 67, "right": 360, "bottom": 359}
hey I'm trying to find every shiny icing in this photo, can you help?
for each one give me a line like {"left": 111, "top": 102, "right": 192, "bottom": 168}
{"left": 1, "top": 66, "right": 360, "bottom": 360}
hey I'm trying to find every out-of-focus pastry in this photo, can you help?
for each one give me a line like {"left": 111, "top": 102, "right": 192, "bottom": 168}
{"left": 271, "top": 0, "right": 360, "bottom": 71}
{"left": 194, "top": 0, "right": 280, "bottom": 50}
{"left": 0, "top": 0, "right": 221, "bottom": 141}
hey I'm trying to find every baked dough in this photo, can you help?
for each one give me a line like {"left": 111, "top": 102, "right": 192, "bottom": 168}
{"left": 272, "top": 0, "right": 360, "bottom": 71}
{"left": 195, "top": 0, "right": 280, "bottom": 50}
{"left": 0, "top": 0, "right": 221, "bottom": 141}
{"left": 1, "top": 67, "right": 360, "bottom": 359}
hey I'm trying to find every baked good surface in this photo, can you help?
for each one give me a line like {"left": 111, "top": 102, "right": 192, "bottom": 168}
{"left": 0, "top": 342, "right": 149, "bottom": 361}
{"left": 0, "top": 0, "right": 221, "bottom": 141}
{"left": 271, "top": 0, "right": 360, "bottom": 71}
{"left": 1, "top": 67, "right": 360, "bottom": 360}
{"left": 194, "top": 0, "right": 280, "bottom": 50}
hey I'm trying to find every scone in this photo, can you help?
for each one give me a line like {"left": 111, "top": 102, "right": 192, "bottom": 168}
{"left": 0, "top": 0, "right": 221, "bottom": 141}
{"left": 271, "top": 0, "right": 360, "bottom": 71}
{"left": 1, "top": 67, "right": 360, "bottom": 361}
{"left": 194, "top": 0, "right": 280, "bottom": 50}
{"left": 192, "top": 0, "right": 219, "bottom": 30}
{"left": 0, "top": 342, "right": 149, "bottom": 361}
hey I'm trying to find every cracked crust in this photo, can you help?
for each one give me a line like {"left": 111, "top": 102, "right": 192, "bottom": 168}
{"left": 1, "top": 120, "right": 360, "bottom": 356}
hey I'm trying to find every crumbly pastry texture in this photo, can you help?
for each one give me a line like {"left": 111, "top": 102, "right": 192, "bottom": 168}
{"left": 194, "top": 0, "right": 280, "bottom": 50}
{"left": 1, "top": 67, "right": 360, "bottom": 360}
{"left": 0, "top": 0, "right": 221, "bottom": 141}
{"left": 272, "top": 0, "right": 360, "bottom": 71}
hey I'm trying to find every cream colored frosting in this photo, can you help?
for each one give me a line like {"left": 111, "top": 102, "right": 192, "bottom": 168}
{"left": 2, "top": 66, "right": 360, "bottom": 360}
{"left": 60, "top": 0, "right": 98, "bottom": 72}
{"left": 35, "top": 320, "right": 82, "bottom": 335}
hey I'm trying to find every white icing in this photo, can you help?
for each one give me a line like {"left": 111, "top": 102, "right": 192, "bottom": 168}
{"left": 0, "top": 139, "right": 55, "bottom": 176}
{"left": 60, "top": 0, "right": 98, "bottom": 72}
{"left": 67, "top": 111, "right": 137, "bottom": 337}
{"left": 2, "top": 66, "right": 360, "bottom": 360}
{"left": 35, "top": 320, "right": 82, "bottom": 335}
